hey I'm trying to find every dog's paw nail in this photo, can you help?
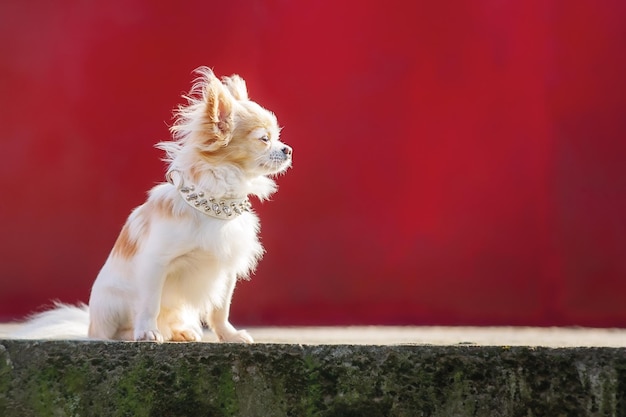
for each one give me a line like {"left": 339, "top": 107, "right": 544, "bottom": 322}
{"left": 135, "top": 329, "right": 164, "bottom": 342}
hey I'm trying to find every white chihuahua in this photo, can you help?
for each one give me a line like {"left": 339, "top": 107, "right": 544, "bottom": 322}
{"left": 14, "top": 67, "right": 292, "bottom": 342}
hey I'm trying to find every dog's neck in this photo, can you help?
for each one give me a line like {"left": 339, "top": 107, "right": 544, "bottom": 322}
{"left": 166, "top": 170, "right": 252, "bottom": 219}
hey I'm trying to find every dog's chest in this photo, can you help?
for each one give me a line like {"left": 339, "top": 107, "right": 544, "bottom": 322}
{"left": 188, "top": 213, "right": 262, "bottom": 272}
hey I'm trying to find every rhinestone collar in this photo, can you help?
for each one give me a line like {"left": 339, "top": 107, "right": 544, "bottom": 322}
{"left": 166, "top": 170, "right": 252, "bottom": 220}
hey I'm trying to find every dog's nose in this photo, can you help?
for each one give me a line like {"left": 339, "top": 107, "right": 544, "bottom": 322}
{"left": 282, "top": 145, "right": 293, "bottom": 157}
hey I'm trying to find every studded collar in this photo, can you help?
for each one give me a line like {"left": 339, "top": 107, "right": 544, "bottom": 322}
{"left": 165, "top": 170, "right": 252, "bottom": 220}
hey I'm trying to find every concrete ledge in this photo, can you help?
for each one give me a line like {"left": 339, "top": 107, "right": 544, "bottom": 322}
{"left": 1, "top": 340, "right": 626, "bottom": 416}
{"left": 4, "top": 325, "right": 626, "bottom": 346}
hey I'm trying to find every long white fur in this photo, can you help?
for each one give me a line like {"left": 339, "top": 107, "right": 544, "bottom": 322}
{"left": 11, "top": 303, "right": 89, "bottom": 339}
{"left": 11, "top": 67, "right": 291, "bottom": 342}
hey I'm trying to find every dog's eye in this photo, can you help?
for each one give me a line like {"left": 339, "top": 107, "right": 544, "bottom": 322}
{"left": 259, "top": 135, "right": 270, "bottom": 143}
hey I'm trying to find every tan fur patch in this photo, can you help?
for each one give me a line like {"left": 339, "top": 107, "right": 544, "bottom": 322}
{"left": 111, "top": 223, "right": 139, "bottom": 259}
{"left": 188, "top": 165, "right": 203, "bottom": 184}
{"left": 111, "top": 213, "right": 149, "bottom": 260}
{"left": 152, "top": 197, "right": 175, "bottom": 218}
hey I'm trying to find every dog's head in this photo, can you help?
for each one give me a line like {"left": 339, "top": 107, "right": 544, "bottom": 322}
{"left": 165, "top": 68, "right": 292, "bottom": 178}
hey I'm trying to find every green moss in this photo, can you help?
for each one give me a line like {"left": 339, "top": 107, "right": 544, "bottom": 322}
{"left": 1, "top": 342, "right": 626, "bottom": 416}
{"left": 302, "top": 354, "right": 324, "bottom": 417}
{"left": 613, "top": 359, "right": 626, "bottom": 416}
{"left": 0, "top": 346, "right": 11, "bottom": 414}
{"left": 31, "top": 363, "right": 61, "bottom": 416}
{"left": 113, "top": 357, "right": 155, "bottom": 417}
{"left": 216, "top": 363, "right": 238, "bottom": 416}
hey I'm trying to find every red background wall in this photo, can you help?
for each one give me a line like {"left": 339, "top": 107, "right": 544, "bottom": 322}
{"left": 1, "top": 1, "right": 625, "bottom": 326}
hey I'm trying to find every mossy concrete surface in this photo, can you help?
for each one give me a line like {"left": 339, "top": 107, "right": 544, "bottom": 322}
{"left": 1, "top": 341, "right": 625, "bottom": 417}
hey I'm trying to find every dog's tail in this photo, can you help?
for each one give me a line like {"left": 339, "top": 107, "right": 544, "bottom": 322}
{"left": 10, "top": 302, "right": 89, "bottom": 340}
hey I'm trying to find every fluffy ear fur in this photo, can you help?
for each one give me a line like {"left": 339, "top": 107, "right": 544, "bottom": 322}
{"left": 204, "top": 74, "right": 234, "bottom": 149}
{"left": 168, "top": 67, "right": 235, "bottom": 153}
{"left": 221, "top": 75, "right": 249, "bottom": 101}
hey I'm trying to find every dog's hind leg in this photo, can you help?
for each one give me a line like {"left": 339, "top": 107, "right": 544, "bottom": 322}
{"left": 88, "top": 312, "right": 124, "bottom": 340}
{"left": 88, "top": 281, "right": 135, "bottom": 341}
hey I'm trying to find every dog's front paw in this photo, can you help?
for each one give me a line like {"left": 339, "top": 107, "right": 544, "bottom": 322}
{"left": 217, "top": 329, "right": 254, "bottom": 344}
{"left": 134, "top": 329, "right": 164, "bottom": 342}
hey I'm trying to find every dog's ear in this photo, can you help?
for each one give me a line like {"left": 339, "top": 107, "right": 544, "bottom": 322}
{"left": 221, "top": 75, "right": 249, "bottom": 101}
{"left": 169, "top": 68, "right": 237, "bottom": 152}
{"left": 203, "top": 73, "right": 235, "bottom": 150}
